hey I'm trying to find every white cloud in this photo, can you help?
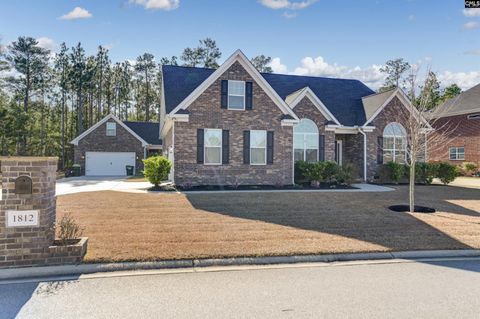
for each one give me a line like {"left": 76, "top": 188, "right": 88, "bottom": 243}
{"left": 282, "top": 12, "right": 298, "bottom": 19}
{"left": 131, "top": 0, "right": 180, "bottom": 10}
{"left": 60, "top": 7, "right": 92, "bottom": 20}
{"left": 268, "top": 57, "right": 288, "bottom": 73}
{"left": 36, "top": 37, "right": 58, "bottom": 52}
{"left": 463, "top": 8, "right": 480, "bottom": 17}
{"left": 438, "top": 71, "right": 480, "bottom": 91}
{"left": 259, "top": 0, "right": 317, "bottom": 10}
{"left": 464, "top": 21, "right": 480, "bottom": 29}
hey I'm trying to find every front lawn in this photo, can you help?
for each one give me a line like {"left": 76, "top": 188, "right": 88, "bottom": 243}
{"left": 57, "top": 185, "right": 480, "bottom": 263}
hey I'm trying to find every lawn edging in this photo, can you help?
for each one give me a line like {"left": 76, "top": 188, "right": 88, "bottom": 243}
{"left": 2, "top": 249, "right": 480, "bottom": 281}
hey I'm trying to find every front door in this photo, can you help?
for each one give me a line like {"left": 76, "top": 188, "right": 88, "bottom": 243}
{"left": 335, "top": 140, "right": 343, "bottom": 166}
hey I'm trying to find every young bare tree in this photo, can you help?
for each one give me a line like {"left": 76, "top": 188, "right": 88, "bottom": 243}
{"left": 383, "top": 67, "right": 459, "bottom": 213}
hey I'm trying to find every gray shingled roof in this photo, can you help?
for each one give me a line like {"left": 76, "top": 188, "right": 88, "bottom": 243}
{"left": 433, "top": 83, "right": 480, "bottom": 118}
{"left": 162, "top": 65, "right": 376, "bottom": 126}
{"left": 123, "top": 121, "right": 162, "bottom": 145}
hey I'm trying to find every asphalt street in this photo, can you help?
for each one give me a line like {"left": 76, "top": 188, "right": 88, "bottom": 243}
{"left": 1, "top": 258, "right": 480, "bottom": 319}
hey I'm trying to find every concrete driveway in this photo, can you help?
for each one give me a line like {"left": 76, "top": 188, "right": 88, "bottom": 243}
{"left": 56, "top": 177, "right": 151, "bottom": 196}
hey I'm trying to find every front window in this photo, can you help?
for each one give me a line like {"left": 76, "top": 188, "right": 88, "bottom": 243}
{"left": 204, "top": 129, "right": 222, "bottom": 165}
{"left": 106, "top": 122, "right": 116, "bottom": 136}
{"left": 250, "top": 130, "right": 266, "bottom": 165}
{"left": 383, "top": 122, "right": 406, "bottom": 163}
{"left": 294, "top": 119, "right": 319, "bottom": 162}
{"left": 449, "top": 147, "right": 465, "bottom": 160}
{"left": 228, "top": 80, "right": 245, "bottom": 110}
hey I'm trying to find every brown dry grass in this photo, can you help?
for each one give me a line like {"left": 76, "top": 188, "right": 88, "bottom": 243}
{"left": 57, "top": 185, "right": 480, "bottom": 263}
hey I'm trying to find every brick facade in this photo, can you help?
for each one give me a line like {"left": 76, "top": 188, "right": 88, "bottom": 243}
{"left": 292, "top": 97, "right": 335, "bottom": 161}
{"left": 74, "top": 119, "right": 145, "bottom": 175}
{"left": 367, "top": 96, "right": 414, "bottom": 178}
{"left": 173, "top": 61, "right": 293, "bottom": 186}
{"left": 428, "top": 112, "right": 480, "bottom": 166}
{"left": 0, "top": 157, "right": 87, "bottom": 268}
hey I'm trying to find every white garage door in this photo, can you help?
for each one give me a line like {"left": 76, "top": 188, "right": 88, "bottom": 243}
{"left": 85, "top": 152, "right": 136, "bottom": 176}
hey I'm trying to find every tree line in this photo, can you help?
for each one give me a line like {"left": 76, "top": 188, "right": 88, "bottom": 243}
{"left": 0, "top": 37, "right": 274, "bottom": 168}
{"left": 0, "top": 36, "right": 463, "bottom": 169}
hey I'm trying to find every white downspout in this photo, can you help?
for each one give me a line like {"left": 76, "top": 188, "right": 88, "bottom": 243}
{"left": 358, "top": 128, "right": 367, "bottom": 182}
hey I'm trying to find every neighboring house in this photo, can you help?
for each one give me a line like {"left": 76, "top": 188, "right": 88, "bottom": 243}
{"left": 71, "top": 115, "right": 162, "bottom": 176}
{"left": 159, "top": 50, "right": 425, "bottom": 186}
{"left": 428, "top": 83, "right": 480, "bottom": 166}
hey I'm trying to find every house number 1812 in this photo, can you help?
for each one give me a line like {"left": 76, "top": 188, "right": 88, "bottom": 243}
{"left": 6, "top": 210, "right": 39, "bottom": 227}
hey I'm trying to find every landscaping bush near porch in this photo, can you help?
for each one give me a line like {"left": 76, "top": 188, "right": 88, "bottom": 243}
{"left": 294, "top": 160, "right": 355, "bottom": 187}
{"left": 376, "top": 161, "right": 459, "bottom": 185}
{"left": 143, "top": 156, "right": 172, "bottom": 188}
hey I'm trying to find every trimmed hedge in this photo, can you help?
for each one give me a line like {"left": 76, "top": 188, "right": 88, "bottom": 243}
{"left": 294, "top": 161, "right": 356, "bottom": 186}
{"left": 143, "top": 156, "right": 172, "bottom": 187}
{"left": 377, "top": 161, "right": 459, "bottom": 185}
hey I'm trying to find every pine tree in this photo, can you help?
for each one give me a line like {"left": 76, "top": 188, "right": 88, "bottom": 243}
{"left": 135, "top": 53, "right": 156, "bottom": 121}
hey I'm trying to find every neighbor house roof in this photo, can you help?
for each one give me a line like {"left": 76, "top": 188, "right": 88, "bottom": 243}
{"left": 162, "top": 65, "right": 375, "bottom": 126}
{"left": 433, "top": 83, "right": 480, "bottom": 118}
{"left": 123, "top": 121, "right": 162, "bottom": 145}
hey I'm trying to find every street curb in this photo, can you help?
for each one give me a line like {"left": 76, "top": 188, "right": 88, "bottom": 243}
{"left": 1, "top": 249, "right": 480, "bottom": 281}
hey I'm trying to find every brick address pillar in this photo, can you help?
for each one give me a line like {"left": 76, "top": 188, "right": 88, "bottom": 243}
{"left": 0, "top": 157, "right": 58, "bottom": 268}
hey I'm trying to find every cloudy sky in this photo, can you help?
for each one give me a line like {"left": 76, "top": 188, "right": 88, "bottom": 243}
{"left": 1, "top": 0, "right": 479, "bottom": 90}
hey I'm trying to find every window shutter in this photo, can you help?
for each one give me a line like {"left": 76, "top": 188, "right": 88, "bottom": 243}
{"left": 222, "top": 130, "right": 229, "bottom": 164}
{"left": 334, "top": 141, "right": 338, "bottom": 162}
{"left": 319, "top": 134, "right": 325, "bottom": 161}
{"left": 197, "top": 129, "right": 204, "bottom": 164}
{"left": 221, "top": 80, "right": 228, "bottom": 109}
{"left": 377, "top": 136, "right": 383, "bottom": 164}
{"left": 243, "top": 130, "right": 250, "bottom": 164}
{"left": 245, "top": 81, "right": 253, "bottom": 110}
{"left": 267, "top": 131, "right": 274, "bottom": 164}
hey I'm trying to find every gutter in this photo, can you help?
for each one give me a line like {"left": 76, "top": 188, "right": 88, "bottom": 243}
{"left": 358, "top": 128, "right": 367, "bottom": 182}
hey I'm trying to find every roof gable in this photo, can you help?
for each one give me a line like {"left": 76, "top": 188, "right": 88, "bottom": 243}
{"left": 166, "top": 50, "right": 299, "bottom": 120}
{"left": 286, "top": 87, "right": 341, "bottom": 125}
{"left": 433, "top": 83, "right": 480, "bottom": 118}
{"left": 70, "top": 114, "right": 149, "bottom": 146}
{"left": 362, "top": 89, "right": 397, "bottom": 121}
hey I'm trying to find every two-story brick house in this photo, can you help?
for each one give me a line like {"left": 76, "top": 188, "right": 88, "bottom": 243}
{"left": 72, "top": 50, "right": 424, "bottom": 184}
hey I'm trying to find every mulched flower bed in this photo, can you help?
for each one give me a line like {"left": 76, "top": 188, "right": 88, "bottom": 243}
{"left": 149, "top": 183, "right": 357, "bottom": 192}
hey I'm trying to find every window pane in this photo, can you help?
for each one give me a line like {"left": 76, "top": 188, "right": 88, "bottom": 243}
{"left": 306, "top": 149, "right": 318, "bottom": 162}
{"left": 383, "top": 137, "right": 394, "bottom": 150}
{"left": 294, "top": 149, "right": 304, "bottom": 162}
{"left": 395, "top": 137, "right": 405, "bottom": 150}
{"left": 250, "top": 130, "right": 266, "bottom": 148}
{"left": 228, "top": 81, "right": 245, "bottom": 95}
{"left": 383, "top": 150, "right": 393, "bottom": 163}
{"left": 305, "top": 134, "right": 318, "bottom": 149}
{"left": 205, "top": 129, "right": 221, "bottom": 147}
{"left": 395, "top": 151, "right": 406, "bottom": 164}
{"left": 205, "top": 147, "right": 221, "bottom": 164}
{"left": 251, "top": 148, "right": 266, "bottom": 164}
{"left": 384, "top": 122, "right": 406, "bottom": 137}
{"left": 294, "top": 119, "right": 318, "bottom": 134}
{"left": 228, "top": 96, "right": 244, "bottom": 109}
{"left": 293, "top": 134, "right": 303, "bottom": 149}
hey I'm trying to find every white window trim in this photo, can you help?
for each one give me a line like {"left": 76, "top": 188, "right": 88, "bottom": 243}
{"left": 293, "top": 119, "right": 319, "bottom": 162}
{"left": 449, "top": 147, "right": 465, "bottom": 161}
{"left": 227, "top": 80, "right": 246, "bottom": 111}
{"left": 250, "top": 130, "right": 267, "bottom": 165}
{"left": 106, "top": 122, "right": 116, "bottom": 137}
{"left": 204, "top": 128, "right": 222, "bottom": 165}
{"left": 383, "top": 123, "right": 407, "bottom": 163}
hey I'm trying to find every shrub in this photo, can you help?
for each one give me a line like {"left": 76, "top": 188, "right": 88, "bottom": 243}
{"left": 322, "top": 161, "right": 339, "bottom": 183}
{"left": 334, "top": 162, "right": 356, "bottom": 185}
{"left": 143, "top": 156, "right": 172, "bottom": 187}
{"left": 463, "top": 162, "right": 478, "bottom": 176}
{"left": 413, "top": 162, "right": 438, "bottom": 185}
{"left": 437, "top": 162, "right": 459, "bottom": 185}
{"left": 56, "top": 213, "right": 84, "bottom": 246}
{"left": 294, "top": 160, "right": 313, "bottom": 184}
{"left": 385, "top": 161, "right": 405, "bottom": 184}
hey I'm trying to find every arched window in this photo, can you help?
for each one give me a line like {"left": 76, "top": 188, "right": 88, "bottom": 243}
{"left": 294, "top": 119, "right": 319, "bottom": 162}
{"left": 383, "top": 122, "right": 407, "bottom": 163}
